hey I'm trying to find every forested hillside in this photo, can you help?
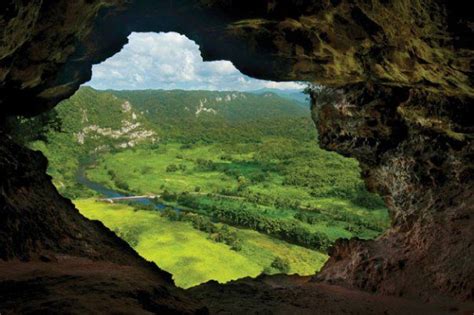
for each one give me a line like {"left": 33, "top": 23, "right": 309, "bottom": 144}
{"left": 109, "top": 89, "right": 312, "bottom": 142}
{"left": 248, "top": 88, "right": 309, "bottom": 105}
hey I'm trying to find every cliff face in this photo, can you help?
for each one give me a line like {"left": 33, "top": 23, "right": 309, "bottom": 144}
{"left": 312, "top": 85, "right": 473, "bottom": 301}
{"left": 0, "top": 0, "right": 473, "bottom": 313}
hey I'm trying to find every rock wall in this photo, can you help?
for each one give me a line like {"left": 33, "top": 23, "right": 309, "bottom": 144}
{"left": 0, "top": 0, "right": 473, "bottom": 310}
{"left": 311, "top": 85, "right": 473, "bottom": 301}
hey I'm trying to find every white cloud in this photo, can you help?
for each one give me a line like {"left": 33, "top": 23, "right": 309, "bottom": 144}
{"left": 263, "top": 81, "right": 303, "bottom": 90}
{"left": 134, "top": 74, "right": 144, "bottom": 83}
{"left": 86, "top": 32, "right": 305, "bottom": 91}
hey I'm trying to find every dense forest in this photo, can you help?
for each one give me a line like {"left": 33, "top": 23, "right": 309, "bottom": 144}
{"left": 16, "top": 86, "right": 389, "bottom": 288}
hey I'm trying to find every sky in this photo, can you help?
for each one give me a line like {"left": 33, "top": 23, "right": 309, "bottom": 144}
{"left": 86, "top": 32, "right": 304, "bottom": 91}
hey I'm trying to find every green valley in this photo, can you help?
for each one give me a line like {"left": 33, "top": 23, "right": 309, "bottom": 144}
{"left": 17, "top": 86, "right": 389, "bottom": 288}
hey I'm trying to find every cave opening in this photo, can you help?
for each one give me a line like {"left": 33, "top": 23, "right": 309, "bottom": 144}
{"left": 1, "top": 1, "right": 473, "bottom": 312}
{"left": 8, "top": 31, "right": 389, "bottom": 289}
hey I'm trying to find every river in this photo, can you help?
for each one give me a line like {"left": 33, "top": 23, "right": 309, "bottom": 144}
{"left": 76, "top": 163, "right": 167, "bottom": 210}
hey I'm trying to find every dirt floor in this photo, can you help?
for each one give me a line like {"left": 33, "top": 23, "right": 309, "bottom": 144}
{"left": 1, "top": 257, "right": 472, "bottom": 314}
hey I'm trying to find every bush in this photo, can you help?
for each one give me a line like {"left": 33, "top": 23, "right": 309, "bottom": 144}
{"left": 230, "top": 239, "right": 243, "bottom": 251}
{"left": 250, "top": 171, "right": 267, "bottom": 183}
{"left": 166, "top": 164, "right": 178, "bottom": 172}
{"left": 115, "top": 178, "right": 129, "bottom": 191}
{"left": 162, "top": 190, "right": 177, "bottom": 201}
{"left": 107, "top": 169, "right": 116, "bottom": 179}
{"left": 161, "top": 208, "right": 180, "bottom": 221}
{"left": 220, "top": 154, "right": 232, "bottom": 161}
{"left": 113, "top": 227, "right": 139, "bottom": 247}
{"left": 140, "top": 166, "right": 153, "bottom": 175}
{"left": 195, "top": 158, "right": 216, "bottom": 171}
{"left": 271, "top": 257, "right": 290, "bottom": 273}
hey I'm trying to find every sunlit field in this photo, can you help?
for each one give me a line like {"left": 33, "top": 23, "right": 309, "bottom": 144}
{"left": 75, "top": 199, "right": 327, "bottom": 288}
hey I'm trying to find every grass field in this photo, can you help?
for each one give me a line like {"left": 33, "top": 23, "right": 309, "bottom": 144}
{"left": 88, "top": 144, "right": 239, "bottom": 194}
{"left": 88, "top": 143, "right": 388, "bottom": 216}
{"left": 87, "top": 143, "right": 389, "bottom": 242}
{"left": 74, "top": 198, "right": 327, "bottom": 288}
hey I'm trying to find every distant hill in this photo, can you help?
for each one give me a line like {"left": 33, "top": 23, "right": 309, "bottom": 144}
{"left": 54, "top": 86, "right": 158, "bottom": 150}
{"left": 104, "top": 88, "right": 313, "bottom": 143}
{"left": 248, "top": 88, "right": 309, "bottom": 107}
{"left": 108, "top": 89, "right": 309, "bottom": 124}
{"left": 50, "top": 87, "right": 313, "bottom": 148}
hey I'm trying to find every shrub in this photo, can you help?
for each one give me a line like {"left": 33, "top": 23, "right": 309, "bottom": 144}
{"left": 162, "top": 190, "right": 177, "bottom": 201}
{"left": 140, "top": 166, "right": 153, "bottom": 175}
{"left": 220, "top": 154, "right": 232, "bottom": 161}
{"left": 195, "top": 158, "right": 216, "bottom": 171}
{"left": 107, "top": 169, "right": 116, "bottom": 179}
{"left": 161, "top": 208, "right": 179, "bottom": 221}
{"left": 166, "top": 164, "right": 178, "bottom": 172}
{"left": 271, "top": 257, "right": 290, "bottom": 273}
{"left": 115, "top": 178, "right": 129, "bottom": 191}
{"left": 230, "top": 239, "right": 243, "bottom": 251}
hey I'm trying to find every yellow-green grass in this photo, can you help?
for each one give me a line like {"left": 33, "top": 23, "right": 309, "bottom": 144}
{"left": 233, "top": 226, "right": 328, "bottom": 274}
{"left": 74, "top": 198, "right": 327, "bottom": 288}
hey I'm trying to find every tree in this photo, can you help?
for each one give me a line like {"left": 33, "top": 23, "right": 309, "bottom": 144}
{"left": 166, "top": 164, "right": 178, "bottom": 172}
{"left": 230, "top": 239, "right": 243, "bottom": 251}
{"left": 162, "top": 190, "right": 177, "bottom": 201}
{"left": 115, "top": 178, "right": 129, "bottom": 191}
{"left": 237, "top": 175, "right": 249, "bottom": 191}
{"left": 161, "top": 208, "right": 179, "bottom": 221}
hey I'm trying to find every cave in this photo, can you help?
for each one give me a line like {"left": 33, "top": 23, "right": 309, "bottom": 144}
{"left": 0, "top": 1, "right": 473, "bottom": 314}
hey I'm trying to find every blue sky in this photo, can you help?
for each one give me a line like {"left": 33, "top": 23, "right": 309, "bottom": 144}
{"left": 86, "top": 32, "right": 304, "bottom": 91}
